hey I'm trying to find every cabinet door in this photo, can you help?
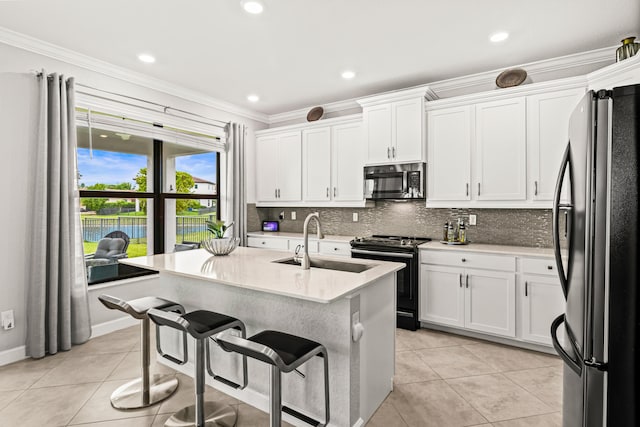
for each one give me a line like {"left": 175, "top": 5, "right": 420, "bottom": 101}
{"left": 302, "top": 127, "right": 331, "bottom": 201}
{"left": 392, "top": 98, "right": 424, "bottom": 162}
{"left": 276, "top": 132, "right": 302, "bottom": 201}
{"left": 332, "top": 122, "right": 364, "bottom": 201}
{"left": 419, "top": 264, "right": 465, "bottom": 327}
{"left": 255, "top": 136, "right": 279, "bottom": 202}
{"left": 527, "top": 89, "right": 584, "bottom": 201}
{"left": 521, "top": 274, "right": 565, "bottom": 345}
{"left": 247, "top": 236, "right": 288, "bottom": 250}
{"left": 363, "top": 104, "right": 392, "bottom": 164}
{"left": 475, "top": 98, "right": 526, "bottom": 200}
{"left": 427, "top": 106, "right": 472, "bottom": 201}
{"left": 464, "top": 268, "right": 516, "bottom": 337}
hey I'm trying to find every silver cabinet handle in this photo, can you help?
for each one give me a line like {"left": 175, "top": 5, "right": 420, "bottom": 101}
{"left": 534, "top": 181, "right": 538, "bottom": 196}
{"left": 466, "top": 183, "right": 469, "bottom": 197}
{"left": 461, "top": 258, "right": 466, "bottom": 262}
{"left": 261, "top": 241, "right": 266, "bottom": 245}
{"left": 387, "top": 147, "right": 391, "bottom": 159}
{"left": 525, "top": 281, "right": 528, "bottom": 297}
{"left": 459, "top": 273, "right": 463, "bottom": 287}
{"left": 392, "top": 147, "right": 396, "bottom": 158}
{"left": 278, "top": 189, "right": 281, "bottom": 198}
{"left": 465, "top": 275, "right": 469, "bottom": 288}
{"left": 477, "top": 183, "right": 481, "bottom": 196}
{"left": 326, "top": 187, "right": 329, "bottom": 198}
{"left": 275, "top": 188, "right": 278, "bottom": 198}
{"left": 333, "top": 187, "right": 337, "bottom": 197}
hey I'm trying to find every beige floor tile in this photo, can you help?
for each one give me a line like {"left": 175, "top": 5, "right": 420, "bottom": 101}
{"left": 151, "top": 412, "right": 172, "bottom": 426}
{"left": 69, "top": 379, "right": 161, "bottom": 425}
{"left": 463, "top": 342, "right": 561, "bottom": 372}
{"left": 387, "top": 380, "right": 488, "bottom": 427}
{"left": 0, "top": 382, "right": 99, "bottom": 427}
{"left": 235, "top": 403, "right": 294, "bottom": 427}
{"left": 106, "top": 352, "right": 177, "bottom": 381}
{"left": 505, "top": 367, "right": 563, "bottom": 411}
{"left": 415, "top": 346, "right": 498, "bottom": 379}
{"left": 0, "top": 352, "right": 67, "bottom": 391}
{"left": 395, "top": 351, "right": 440, "bottom": 385}
{"left": 493, "top": 412, "right": 562, "bottom": 427}
{"left": 69, "top": 415, "right": 156, "bottom": 426}
{"left": 397, "top": 328, "right": 480, "bottom": 351}
{"left": 71, "top": 328, "right": 142, "bottom": 355}
{"left": 156, "top": 373, "right": 239, "bottom": 415}
{"left": 366, "top": 401, "right": 409, "bottom": 427}
{"left": 447, "top": 374, "right": 554, "bottom": 422}
{"left": 31, "top": 352, "right": 128, "bottom": 388}
{"left": 0, "top": 390, "right": 23, "bottom": 411}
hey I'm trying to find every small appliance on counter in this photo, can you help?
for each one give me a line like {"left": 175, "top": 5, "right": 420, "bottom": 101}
{"left": 350, "top": 235, "right": 431, "bottom": 330}
{"left": 363, "top": 162, "right": 425, "bottom": 200}
{"left": 262, "top": 221, "right": 279, "bottom": 232}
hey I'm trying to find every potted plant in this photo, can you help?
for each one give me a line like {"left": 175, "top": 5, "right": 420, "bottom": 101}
{"left": 202, "top": 220, "right": 239, "bottom": 255}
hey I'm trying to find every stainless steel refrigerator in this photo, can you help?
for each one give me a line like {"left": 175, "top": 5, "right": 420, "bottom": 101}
{"left": 551, "top": 84, "right": 639, "bottom": 427}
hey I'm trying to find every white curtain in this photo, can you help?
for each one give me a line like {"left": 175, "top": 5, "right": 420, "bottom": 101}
{"left": 26, "top": 72, "right": 91, "bottom": 358}
{"left": 226, "top": 123, "right": 247, "bottom": 246}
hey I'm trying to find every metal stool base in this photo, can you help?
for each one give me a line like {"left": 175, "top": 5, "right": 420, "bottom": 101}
{"left": 110, "top": 374, "right": 179, "bottom": 409}
{"left": 164, "top": 401, "right": 237, "bottom": 427}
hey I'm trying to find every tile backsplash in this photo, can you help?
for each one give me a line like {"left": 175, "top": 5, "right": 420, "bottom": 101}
{"left": 248, "top": 201, "right": 557, "bottom": 248}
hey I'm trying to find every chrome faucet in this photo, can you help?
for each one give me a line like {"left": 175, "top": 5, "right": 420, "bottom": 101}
{"left": 302, "top": 212, "right": 324, "bottom": 269}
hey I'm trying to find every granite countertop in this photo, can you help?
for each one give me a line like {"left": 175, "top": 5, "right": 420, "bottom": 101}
{"left": 247, "top": 231, "right": 354, "bottom": 243}
{"left": 418, "top": 241, "right": 556, "bottom": 258}
{"left": 120, "top": 246, "right": 403, "bottom": 303}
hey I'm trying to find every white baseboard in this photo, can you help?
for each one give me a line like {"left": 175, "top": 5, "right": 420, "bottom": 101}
{"left": 0, "top": 345, "right": 26, "bottom": 367}
{"left": 91, "top": 316, "right": 138, "bottom": 338}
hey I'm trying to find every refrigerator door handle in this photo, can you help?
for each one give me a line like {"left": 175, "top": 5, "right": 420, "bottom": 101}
{"left": 552, "top": 144, "right": 572, "bottom": 298}
{"left": 551, "top": 314, "right": 582, "bottom": 376}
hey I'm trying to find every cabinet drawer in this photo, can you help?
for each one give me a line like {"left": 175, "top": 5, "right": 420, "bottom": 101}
{"left": 521, "top": 257, "right": 558, "bottom": 276}
{"left": 421, "top": 250, "right": 516, "bottom": 272}
{"left": 318, "top": 241, "right": 351, "bottom": 257}
{"left": 288, "top": 238, "right": 319, "bottom": 253}
{"left": 247, "top": 237, "right": 288, "bottom": 251}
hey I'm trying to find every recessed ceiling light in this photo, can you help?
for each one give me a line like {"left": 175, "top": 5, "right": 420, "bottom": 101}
{"left": 341, "top": 70, "right": 356, "bottom": 80}
{"left": 137, "top": 53, "right": 156, "bottom": 63}
{"left": 99, "top": 134, "right": 108, "bottom": 138}
{"left": 241, "top": 1, "right": 264, "bottom": 14}
{"left": 247, "top": 94, "right": 260, "bottom": 102}
{"left": 490, "top": 32, "right": 509, "bottom": 43}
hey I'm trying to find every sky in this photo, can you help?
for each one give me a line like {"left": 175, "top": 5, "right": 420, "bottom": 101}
{"left": 77, "top": 149, "right": 217, "bottom": 188}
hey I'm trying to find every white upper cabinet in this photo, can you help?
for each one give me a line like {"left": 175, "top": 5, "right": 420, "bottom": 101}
{"left": 255, "top": 131, "right": 302, "bottom": 203}
{"left": 302, "top": 127, "right": 332, "bottom": 202}
{"left": 358, "top": 87, "right": 432, "bottom": 165}
{"left": 474, "top": 97, "right": 527, "bottom": 201}
{"left": 332, "top": 122, "right": 364, "bottom": 201}
{"left": 427, "top": 106, "right": 472, "bottom": 201}
{"left": 527, "top": 89, "right": 584, "bottom": 200}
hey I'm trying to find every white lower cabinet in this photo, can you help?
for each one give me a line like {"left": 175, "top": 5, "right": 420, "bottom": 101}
{"left": 420, "top": 263, "right": 516, "bottom": 338}
{"left": 520, "top": 274, "right": 565, "bottom": 346}
{"left": 288, "top": 238, "right": 319, "bottom": 254}
{"left": 247, "top": 237, "right": 288, "bottom": 250}
{"left": 247, "top": 235, "right": 350, "bottom": 257}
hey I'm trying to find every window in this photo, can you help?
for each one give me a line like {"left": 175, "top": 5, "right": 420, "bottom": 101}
{"left": 77, "top": 125, "right": 221, "bottom": 263}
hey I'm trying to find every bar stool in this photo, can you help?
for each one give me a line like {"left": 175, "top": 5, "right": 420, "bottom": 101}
{"left": 217, "top": 330, "right": 330, "bottom": 427}
{"left": 147, "top": 308, "right": 248, "bottom": 427}
{"left": 98, "top": 295, "right": 187, "bottom": 409}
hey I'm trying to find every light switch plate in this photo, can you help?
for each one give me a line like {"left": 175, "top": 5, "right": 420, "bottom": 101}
{"left": 291, "top": 211, "right": 296, "bottom": 220}
{"left": 469, "top": 214, "right": 477, "bottom": 226}
{"left": 352, "top": 213, "right": 358, "bottom": 222}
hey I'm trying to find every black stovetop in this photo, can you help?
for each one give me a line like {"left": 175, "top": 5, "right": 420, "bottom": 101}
{"left": 350, "top": 235, "right": 431, "bottom": 250}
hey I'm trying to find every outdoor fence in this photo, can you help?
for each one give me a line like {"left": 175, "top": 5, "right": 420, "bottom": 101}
{"left": 82, "top": 214, "right": 218, "bottom": 243}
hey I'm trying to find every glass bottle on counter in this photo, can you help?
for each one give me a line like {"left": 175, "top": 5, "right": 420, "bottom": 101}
{"left": 458, "top": 221, "right": 466, "bottom": 243}
{"left": 447, "top": 222, "right": 456, "bottom": 242}
{"left": 443, "top": 222, "right": 449, "bottom": 241}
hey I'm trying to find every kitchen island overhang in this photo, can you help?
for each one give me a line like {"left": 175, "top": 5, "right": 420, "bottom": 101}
{"left": 120, "top": 247, "right": 404, "bottom": 427}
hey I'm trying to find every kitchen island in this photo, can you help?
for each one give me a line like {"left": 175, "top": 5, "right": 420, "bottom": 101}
{"left": 121, "top": 246, "right": 404, "bottom": 427}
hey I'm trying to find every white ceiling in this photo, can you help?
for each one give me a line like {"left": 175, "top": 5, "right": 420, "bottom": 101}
{"left": 0, "top": 0, "right": 638, "bottom": 115}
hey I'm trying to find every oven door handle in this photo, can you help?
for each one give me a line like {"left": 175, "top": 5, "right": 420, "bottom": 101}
{"left": 351, "top": 249, "right": 415, "bottom": 259}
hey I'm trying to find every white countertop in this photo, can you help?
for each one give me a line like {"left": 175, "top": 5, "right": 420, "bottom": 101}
{"left": 120, "top": 246, "right": 404, "bottom": 304}
{"left": 419, "top": 241, "right": 556, "bottom": 258}
{"left": 247, "top": 231, "right": 354, "bottom": 243}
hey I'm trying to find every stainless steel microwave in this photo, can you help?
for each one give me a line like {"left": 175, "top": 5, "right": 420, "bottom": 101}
{"left": 363, "top": 162, "right": 425, "bottom": 200}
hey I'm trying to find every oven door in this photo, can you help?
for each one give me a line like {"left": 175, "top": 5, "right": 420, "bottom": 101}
{"left": 364, "top": 171, "right": 408, "bottom": 199}
{"left": 351, "top": 248, "right": 419, "bottom": 330}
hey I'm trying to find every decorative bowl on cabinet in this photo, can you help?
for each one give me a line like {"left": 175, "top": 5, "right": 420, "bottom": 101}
{"left": 201, "top": 237, "right": 240, "bottom": 256}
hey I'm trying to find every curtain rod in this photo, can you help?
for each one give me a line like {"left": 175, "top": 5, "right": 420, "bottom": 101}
{"left": 75, "top": 82, "right": 230, "bottom": 127}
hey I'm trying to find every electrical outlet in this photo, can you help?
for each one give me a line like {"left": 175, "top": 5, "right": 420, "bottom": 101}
{"left": 469, "top": 214, "right": 477, "bottom": 226}
{"left": 352, "top": 212, "right": 359, "bottom": 222}
{"left": 2, "top": 310, "right": 15, "bottom": 330}
{"left": 291, "top": 211, "right": 296, "bottom": 220}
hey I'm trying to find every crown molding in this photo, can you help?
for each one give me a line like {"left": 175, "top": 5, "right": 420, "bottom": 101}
{"left": 255, "top": 113, "right": 362, "bottom": 136}
{"left": 268, "top": 97, "right": 362, "bottom": 125}
{"left": 0, "top": 26, "right": 270, "bottom": 124}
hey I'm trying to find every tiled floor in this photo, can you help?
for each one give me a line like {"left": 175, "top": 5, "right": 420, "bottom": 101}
{"left": 0, "top": 326, "right": 562, "bottom": 427}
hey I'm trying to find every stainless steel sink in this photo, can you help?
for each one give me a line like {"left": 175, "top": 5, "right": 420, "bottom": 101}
{"left": 273, "top": 257, "right": 374, "bottom": 273}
